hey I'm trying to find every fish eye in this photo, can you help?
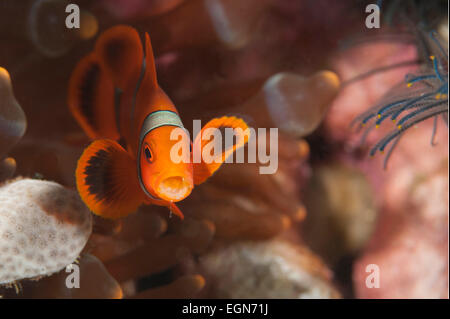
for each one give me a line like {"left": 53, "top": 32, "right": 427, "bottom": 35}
{"left": 144, "top": 144, "right": 153, "bottom": 163}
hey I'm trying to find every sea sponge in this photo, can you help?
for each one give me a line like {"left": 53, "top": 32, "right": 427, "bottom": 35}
{"left": 0, "top": 178, "right": 92, "bottom": 285}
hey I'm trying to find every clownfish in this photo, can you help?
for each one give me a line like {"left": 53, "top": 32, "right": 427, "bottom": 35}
{"left": 68, "top": 25, "right": 249, "bottom": 220}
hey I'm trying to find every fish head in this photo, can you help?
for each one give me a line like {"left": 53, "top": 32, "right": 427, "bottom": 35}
{"left": 139, "top": 125, "right": 194, "bottom": 202}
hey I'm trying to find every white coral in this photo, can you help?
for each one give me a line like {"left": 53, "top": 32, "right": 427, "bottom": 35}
{"left": 0, "top": 178, "right": 92, "bottom": 284}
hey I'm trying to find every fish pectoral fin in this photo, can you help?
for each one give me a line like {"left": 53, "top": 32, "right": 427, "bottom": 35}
{"left": 76, "top": 139, "right": 145, "bottom": 219}
{"left": 192, "top": 116, "right": 250, "bottom": 185}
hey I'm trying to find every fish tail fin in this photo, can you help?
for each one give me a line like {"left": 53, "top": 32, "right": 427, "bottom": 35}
{"left": 94, "top": 25, "right": 144, "bottom": 90}
{"left": 193, "top": 116, "right": 250, "bottom": 185}
{"left": 76, "top": 139, "right": 145, "bottom": 219}
{"left": 68, "top": 53, "right": 120, "bottom": 140}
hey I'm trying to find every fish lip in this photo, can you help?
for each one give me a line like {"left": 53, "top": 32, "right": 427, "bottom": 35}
{"left": 155, "top": 175, "right": 193, "bottom": 202}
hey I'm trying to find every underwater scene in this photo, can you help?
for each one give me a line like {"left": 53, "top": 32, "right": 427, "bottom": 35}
{"left": 0, "top": 0, "right": 448, "bottom": 300}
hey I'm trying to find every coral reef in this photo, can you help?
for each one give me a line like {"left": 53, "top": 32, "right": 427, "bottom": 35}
{"left": 0, "top": 178, "right": 92, "bottom": 285}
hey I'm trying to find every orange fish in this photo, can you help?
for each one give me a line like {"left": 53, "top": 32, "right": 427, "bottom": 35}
{"left": 68, "top": 25, "right": 249, "bottom": 220}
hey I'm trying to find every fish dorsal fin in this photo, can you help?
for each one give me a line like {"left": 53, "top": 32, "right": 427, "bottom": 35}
{"left": 94, "top": 25, "right": 144, "bottom": 90}
{"left": 144, "top": 32, "right": 158, "bottom": 89}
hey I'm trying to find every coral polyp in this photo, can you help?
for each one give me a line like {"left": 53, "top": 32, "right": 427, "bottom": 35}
{"left": 353, "top": 31, "right": 448, "bottom": 168}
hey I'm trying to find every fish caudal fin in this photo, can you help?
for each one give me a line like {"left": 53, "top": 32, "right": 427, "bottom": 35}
{"left": 94, "top": 25, "right": 144, "bottom": 90}
{"left": 68, "top": 53, "right": 120, "bottom": 140}
{"left": 193, "top": 116, "right": 250, "bottom": 185}
{"left": 76, "top": 139, "right": 145, "bottom": 219}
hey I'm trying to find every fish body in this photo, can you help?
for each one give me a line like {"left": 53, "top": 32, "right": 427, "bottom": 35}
{"left": 68, "top": 25, "right": 249, "bottom": 219}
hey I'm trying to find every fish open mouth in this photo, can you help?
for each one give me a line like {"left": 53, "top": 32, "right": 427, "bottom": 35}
{"left": 156, "top": 176, "right": 192, "bottom": 202}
